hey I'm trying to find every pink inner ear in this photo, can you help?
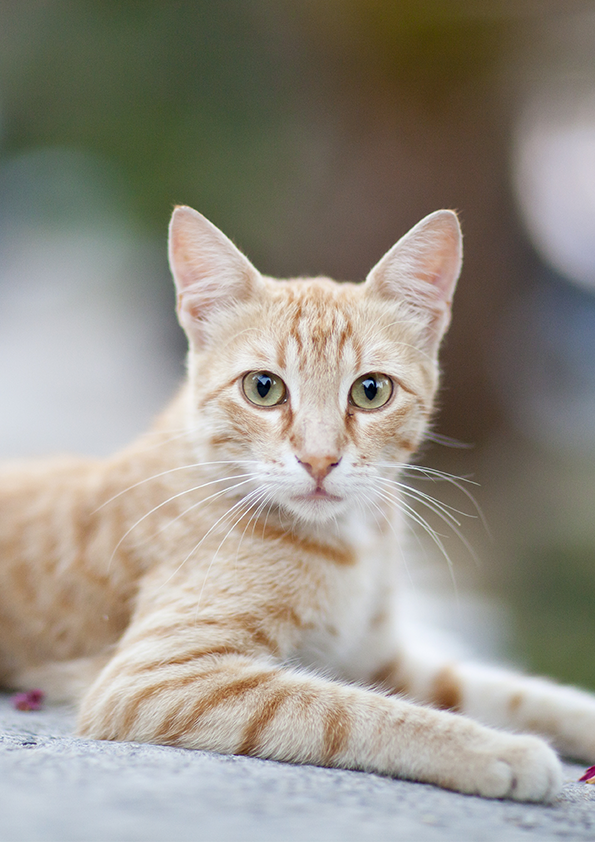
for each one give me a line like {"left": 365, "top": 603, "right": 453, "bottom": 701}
{"left": 168, "top": 218, "right": 204, "bottom": 292}
{"left": 167, "top": 206, "right": 263, "bottom": 346}
{"left": 169, "top": 206, "right": 255, "bottom": 293}
{"left": 364, "top": 210, "right": 463, "bottom": 345}
{"left": 419, "top": 222, "right": 463, "bottom": 301}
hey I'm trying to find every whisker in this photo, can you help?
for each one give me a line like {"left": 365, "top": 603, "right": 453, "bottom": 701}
{"left": 224, "top": 490, "right": 278, "bottom": 602}
{"left": 362, "top": 496, "right": 418, "bottom": 588}
{"left": 132, "top": 426, "right": 198, "bottom": 453}
{"left": 106, "top": 474, "right": 256, "bottom": 571}
{"left": 260, "top": 496, "right": 277, "bottom": 541}
{"left": 186, "top": 486, "right": 265, "bottom": 574}
{"left": 378, "top": 479, "right": 480, "bottom": 566}
{"left": 378, "top": 477, "right": 472, "bottom": 525}
{"left": 424, "top": 432, "right": 472, "bottom": 449}
{"left": 374, "top": 487, "right": 459, "bottom": 600}
{"left": 131, "top": 476, "right": 261, "bottom": 547}
{"left": 95, "top": 460, "right": 260, "bottom": 513}
{"left": 161, "top": 488, "right": 264, "bottom": 596}
{"left": 212, "top": 489, "right": 269, "bottom": 568}
{"left": 405, "top": 467, "right": 490, "bottom": 540}
{"left": 188, "top": 487, "right": 269, "bottom": 608}
{"left": 233, "top": 491, "right": 272, "bottom": 560}
{"left": 375, "top": 487, "right": 448, "bottom": 554}
{"left": 379, "top": 462, "right": 478, "bottom": 485}
{"left": 379, "top": 461, "right": 489, "bottom": 537}
{"left": 250, "top": 493, "right": 273, "bottom": 540}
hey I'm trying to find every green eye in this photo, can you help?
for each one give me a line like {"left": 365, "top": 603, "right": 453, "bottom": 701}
{"left": 349, "top": 373, "right": 393, "bottom": 410}
{"left": 242, "top": 371, "right": 287, "bottom": 407}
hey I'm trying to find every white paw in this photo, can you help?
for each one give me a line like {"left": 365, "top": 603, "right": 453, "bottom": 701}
{"left": 461, "top": 731, "right": 562, "bottom": 802}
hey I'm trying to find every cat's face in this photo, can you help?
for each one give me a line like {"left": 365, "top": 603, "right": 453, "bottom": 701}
{"left": 169, "top": 207, "right": 462, "bottom": 525}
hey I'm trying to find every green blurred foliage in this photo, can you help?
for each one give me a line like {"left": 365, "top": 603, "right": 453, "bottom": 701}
{"left": 509, "top": 545, "right": 595, "bottom": 691}
{"left": 0, "top": 1, "right": 523, "bottom": 256}
{"left": 0, "top": 2, "right": 296, "bottom": 234}
{"left": 297, "top": 0, "right": 511, "bottom": 103}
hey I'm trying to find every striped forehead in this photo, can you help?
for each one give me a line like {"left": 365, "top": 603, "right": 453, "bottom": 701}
{"left": 273, "top": 280, "right": 361, "bottom": 373}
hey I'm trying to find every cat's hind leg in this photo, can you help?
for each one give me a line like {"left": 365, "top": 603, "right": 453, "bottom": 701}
{"left": 374, "top": 643, "right": 595, "bottom": 763}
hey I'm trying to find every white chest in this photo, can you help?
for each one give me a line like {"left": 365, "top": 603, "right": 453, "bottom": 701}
{"left": 291, "top": 522, "right": 398, "bottom": 681}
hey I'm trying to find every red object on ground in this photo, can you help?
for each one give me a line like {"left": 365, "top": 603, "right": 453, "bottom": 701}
{"left": 11, "top": 689, "right": 45, "bottom": 711}
{"left": 579, "top": 765, "right": 595, "bottom": 784}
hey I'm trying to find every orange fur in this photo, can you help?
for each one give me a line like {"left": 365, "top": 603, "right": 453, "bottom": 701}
{"left": 2, "top": 206, "right": 595, "bottom": 802}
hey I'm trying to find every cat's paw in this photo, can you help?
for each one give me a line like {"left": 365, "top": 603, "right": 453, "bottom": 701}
{"left": 461, "top": 731, "right": 562, "bottom": 802}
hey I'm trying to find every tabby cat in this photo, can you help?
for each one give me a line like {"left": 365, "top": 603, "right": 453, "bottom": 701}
{"left": 1, "top": 206, "right": 595, "bottom": 802}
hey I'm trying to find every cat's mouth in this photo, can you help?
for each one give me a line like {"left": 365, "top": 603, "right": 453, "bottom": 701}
{"left": 294, "top": 488, "right": 343, "bottom": 503}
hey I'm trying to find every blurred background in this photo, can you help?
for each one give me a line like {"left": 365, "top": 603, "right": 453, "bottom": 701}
{"left": 1, "top": 0, "right": 595, "bottom": 688}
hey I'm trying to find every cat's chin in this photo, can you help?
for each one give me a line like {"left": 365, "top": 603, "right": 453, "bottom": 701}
{"left": 281, "top": 493, "right": 351, "bottom": 525}
{"left": 293, "top": 490, "right": 344, "bottom": 503}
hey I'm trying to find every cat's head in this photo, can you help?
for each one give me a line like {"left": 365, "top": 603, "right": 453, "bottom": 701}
{"left": 168, "top": 206, "right": 462, "bottom": 525}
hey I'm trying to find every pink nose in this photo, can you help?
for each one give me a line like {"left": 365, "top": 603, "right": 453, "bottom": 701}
{"left": 297, "top": 455, "right": 341, "bottom": 484}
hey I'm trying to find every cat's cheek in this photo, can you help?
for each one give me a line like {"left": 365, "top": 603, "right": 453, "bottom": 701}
{"left": 347, "top": 411, "right": 417, "bottom": 462}
{"left": 206, "top": 399, "right": 287, "bottom": 459}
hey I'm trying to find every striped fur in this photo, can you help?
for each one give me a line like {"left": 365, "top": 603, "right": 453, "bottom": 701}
{"left": 2, "top": 206, "right": 595, "bottom": 802}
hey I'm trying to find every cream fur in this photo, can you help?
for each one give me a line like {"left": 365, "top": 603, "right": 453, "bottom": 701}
{"left": 1, "top": 206, "right": 594, "bottom": 803}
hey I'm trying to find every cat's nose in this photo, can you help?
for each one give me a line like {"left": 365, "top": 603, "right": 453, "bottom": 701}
{"left": 297, "top": 455, "right": 341, "bottom": 484}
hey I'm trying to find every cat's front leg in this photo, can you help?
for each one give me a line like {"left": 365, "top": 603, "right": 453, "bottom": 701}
{"left": 77, "top": 615, "right": 561, "bottom": 802}
{"left": 375, "top": 646, "right": 595, "bottom": 763}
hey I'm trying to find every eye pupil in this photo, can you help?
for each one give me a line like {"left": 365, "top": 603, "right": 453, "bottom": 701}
{"left": 362, "top": 378, "right": 377, "bottom": 402}
{"left": 257, "top": 375, "right": 272, "bottom": 398}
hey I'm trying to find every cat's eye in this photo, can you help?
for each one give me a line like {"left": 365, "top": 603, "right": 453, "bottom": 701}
{"left": 349, "top": 373, "right": 393, "bottom": 410}
{"left": 242, "top": 371, "right": 287, "bottom": 407}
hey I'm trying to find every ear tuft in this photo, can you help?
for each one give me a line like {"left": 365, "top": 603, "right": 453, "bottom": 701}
{"left": 168, "top": 206, "right": 262, "bottom": 347}
{"left": 365, "top": 210, "right": 463, "bottom": 350}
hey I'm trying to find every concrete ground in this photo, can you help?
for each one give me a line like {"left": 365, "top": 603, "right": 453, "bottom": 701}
{"left": 1, "top": 694, "right": 594, "bottom": 842}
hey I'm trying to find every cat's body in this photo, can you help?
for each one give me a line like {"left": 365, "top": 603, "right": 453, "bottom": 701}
{"left": 2, "top": 206, "right": 595, "bottom": 802}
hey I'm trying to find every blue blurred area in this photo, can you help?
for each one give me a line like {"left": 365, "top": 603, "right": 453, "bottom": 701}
{"left": 0, "top": 147, "right": 183, "bottom": 456}
{"left": 496, "top": 273, "right": 595, "bottom": 453}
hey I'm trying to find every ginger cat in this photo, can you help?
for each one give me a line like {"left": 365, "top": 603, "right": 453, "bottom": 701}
{"left": 1, "top": 206, "right": 595, "bottom": 802}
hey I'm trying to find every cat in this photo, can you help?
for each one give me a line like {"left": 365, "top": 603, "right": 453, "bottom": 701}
{"left": 1, "top": 205, "right": 595, "bottom": 803}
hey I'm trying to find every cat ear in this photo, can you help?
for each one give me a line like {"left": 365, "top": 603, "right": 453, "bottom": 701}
{"left": 364, "top": 210, "right": 462, "bottom": 351}
{"left": 168, "top": 206, "right": 263, "bottom": 347}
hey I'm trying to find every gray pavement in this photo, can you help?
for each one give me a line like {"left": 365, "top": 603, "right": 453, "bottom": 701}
{"left": 0, "top": 694, "right": 594, "bottom": 842}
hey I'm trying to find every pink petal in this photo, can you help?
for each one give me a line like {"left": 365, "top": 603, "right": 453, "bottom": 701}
{"left": 11, "top": 689, "right": 45, "bottom": 711}
{"left": 579, "top": 765, "right": 595, "bottom": 783}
